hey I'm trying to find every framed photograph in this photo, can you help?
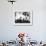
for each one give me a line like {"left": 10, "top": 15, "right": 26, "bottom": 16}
{"left": 14, "top": 10, "right": 33, "bottom": 26}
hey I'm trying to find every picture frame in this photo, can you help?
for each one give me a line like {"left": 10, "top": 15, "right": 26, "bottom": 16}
{"left": 14, "top": 10, "right": 33, "bottom": 26}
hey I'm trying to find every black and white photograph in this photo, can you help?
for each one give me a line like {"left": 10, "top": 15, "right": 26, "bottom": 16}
{"left": 14, "top": 11, "right": 32, "bottom": 26}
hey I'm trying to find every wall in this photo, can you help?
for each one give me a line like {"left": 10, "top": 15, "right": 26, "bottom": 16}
{"left": 0, "top": 0, "right": 46, "bottom": 41}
